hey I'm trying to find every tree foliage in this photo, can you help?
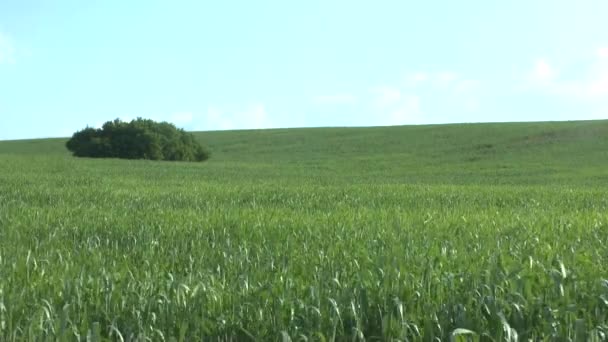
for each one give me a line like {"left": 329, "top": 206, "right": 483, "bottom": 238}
{"left": 66, "top": 118, "right": 209, "bottom": 162}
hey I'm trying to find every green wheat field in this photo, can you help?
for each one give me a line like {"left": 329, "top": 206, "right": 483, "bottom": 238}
{"left": 1, "top": 120, "right": 608, "bottom": 341}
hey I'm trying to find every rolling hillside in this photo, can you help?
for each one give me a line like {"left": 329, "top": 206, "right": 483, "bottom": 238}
{"left": 2, "top": 120, "right": 607, "bottom": 185}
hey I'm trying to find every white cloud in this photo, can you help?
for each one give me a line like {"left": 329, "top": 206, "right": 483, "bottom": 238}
{"left": 201, "top": 104, "right": 274, "bottom": 131}
{"left": 382, "top": 95, "right": 422, "bottom": 126}
{"left": 313, "top": 93, "right": 357, "bottom": 105}
{"left": 450, "top": 79, "right": 482, "bottom": 113}
{"left": 598, "top": 47, "right": 608, "bottom": 58}
{"left": 246, "top": 104, "right": 272, "bottom": 129}
{"left": 514, "top": 52, "right": 608, "bottom": 121}
{"left": 0, "top": 31, "right": 15, "bottom": 64}
{"left": 525, "top": 54, "right": 608, "bottom": 100}
{"left": 529, "top": 59, "right": 557, "bottom": 84}
{"left": 434, "top": 72, "right": 460, "bottom": 88}
{"left": 405, "top": 71, "right": 467, "bottom": 89}
{"left": 426, "top": 72, "right": 481, "bottom": 99}
{"left": 369, "top": 83, "right": 424, "bottom": 126}
{"left": 369, "top": 71, "right": 482, "bottom": 125}
{"left": 371, "top": 86, "right": 401, "bottom": 108}
{"left": 204, "top": 107, "right": 234, "bottom": 130}
{"left": 406, "top": 72, "right": 429, "bottom": 86}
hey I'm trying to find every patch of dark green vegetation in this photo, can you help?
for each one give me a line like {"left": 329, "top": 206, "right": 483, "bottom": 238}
{"left": 66, "top": 118, "right": 209, "bottom": 162}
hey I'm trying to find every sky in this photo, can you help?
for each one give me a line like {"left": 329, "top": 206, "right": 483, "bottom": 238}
{"left": 1, "top": 0, "right": 608, "bottom": 140}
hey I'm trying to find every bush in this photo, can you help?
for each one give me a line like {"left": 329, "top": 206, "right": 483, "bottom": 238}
{"left": 66, "top": 118, "right": 210, "bottom": 162}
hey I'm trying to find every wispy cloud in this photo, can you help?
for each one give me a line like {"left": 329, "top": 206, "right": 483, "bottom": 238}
{"left": 382, "top": 95, "right": 422, "bottom": 126}
{"left": 434, "top": 72, "right": 460, "bottom": 88}
{"left": 369, "top": 70, "right": 482, "bottom": 126}
{"left": 244, "top": 104, "right": 272, "bottom": 129}
{"left": 369, "top": 84, "right": 424, "bottom": 126}
{"left": 201, "top": 104, "right": 274, "bottom": 131}
{"left": 405, "top": 71, "right": 466, "bottom": 89}
{"left": 204, "top": 107, "right": 234, "bottom": 130}
{"left": 0, "top": 31, "right": 16, "bottom": 64}
{"left": 313, "top": 93, "right": 357, "bottom": 105}
{"left": 529, "top": 59, "right": 557, "bottom": 84}
{"left": 525, "top": 53, "right": 608, "bottom": 99}
{"left": 371, "top": 86, "right": 401, "bottom": 108}
{"left": 311, "top": 70, "right": 482, "bottom": 128}
{"left": 406, "top": 72, "right": 429, "bottom": 86}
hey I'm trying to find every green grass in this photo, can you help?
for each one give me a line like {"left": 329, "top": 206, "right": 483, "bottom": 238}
{"left": 1, "top": 120, "right": 608, "bottom": 340}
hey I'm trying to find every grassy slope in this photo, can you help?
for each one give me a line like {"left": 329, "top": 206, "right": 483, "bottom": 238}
{"left": 1, "top": 120, "right": 608, "bottom": 340}
{"left": 2, "top": 120, "right": 608, "bottom": 185}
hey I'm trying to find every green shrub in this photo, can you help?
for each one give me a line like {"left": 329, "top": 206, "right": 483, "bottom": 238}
{"left": 66, "top": 118, "right": 209, "bottom": 162}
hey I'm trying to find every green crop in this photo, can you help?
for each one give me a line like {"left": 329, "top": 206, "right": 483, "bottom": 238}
{"left": 1, "top": 121, "right": 608, "bottom": 340}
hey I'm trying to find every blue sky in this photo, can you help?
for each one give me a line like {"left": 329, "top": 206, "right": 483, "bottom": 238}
{"left": 1, "top": 0, "right": 608, "bottom": 140}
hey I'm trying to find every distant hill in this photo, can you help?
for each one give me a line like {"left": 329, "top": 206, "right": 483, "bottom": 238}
{"left": 1, "top": 120, "right": 607, "bottom": 185}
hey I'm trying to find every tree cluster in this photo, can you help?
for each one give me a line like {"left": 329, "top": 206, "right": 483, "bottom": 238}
{"left": 66, "top": 118, "right": 209, "bottom": 162}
